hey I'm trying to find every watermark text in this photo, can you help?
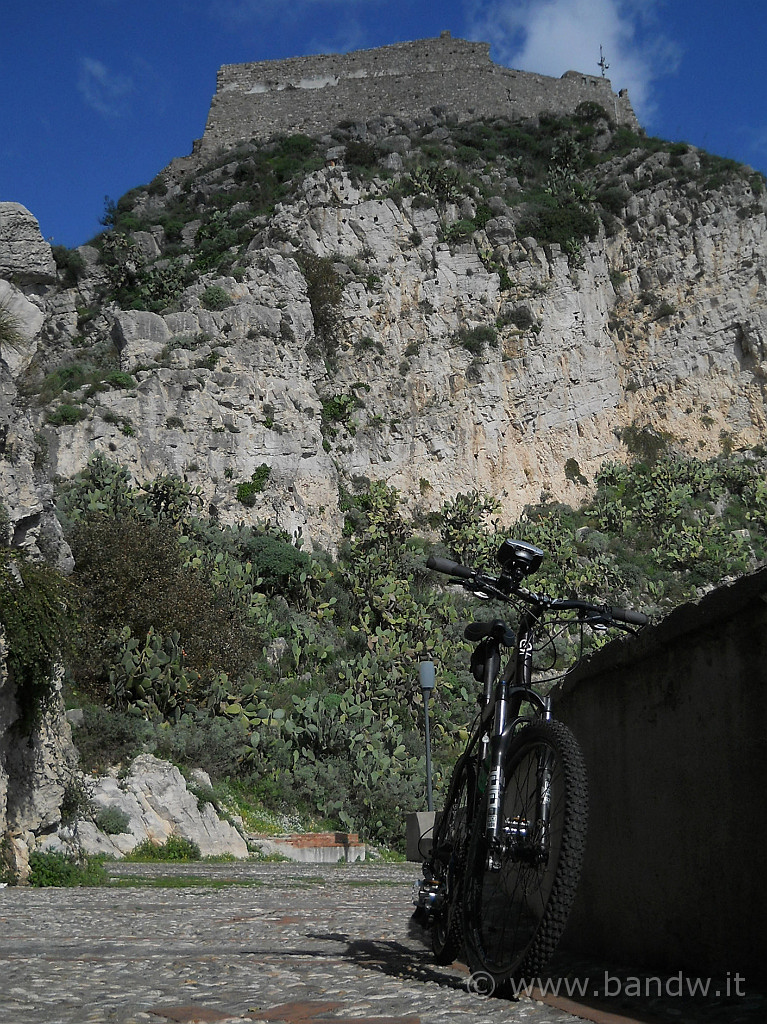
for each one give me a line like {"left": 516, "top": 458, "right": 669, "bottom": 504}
{"left": 466, "top": 970, "right": 747, "bottom": 1000}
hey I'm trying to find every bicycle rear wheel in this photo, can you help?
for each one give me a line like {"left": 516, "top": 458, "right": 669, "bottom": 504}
{"left": 461, "top": 718, "right": 587, "bottom": 988}
{"left": 430, "top": 757, "right": 474, "bottom": 964}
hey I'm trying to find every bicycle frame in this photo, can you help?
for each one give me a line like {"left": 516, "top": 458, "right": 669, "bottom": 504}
{"left": 481, "top": 605, "right": 553, "bottom": 854}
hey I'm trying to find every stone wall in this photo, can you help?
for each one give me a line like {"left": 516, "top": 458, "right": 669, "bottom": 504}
{"left": 554, "top": 567, "right": 767, "bottom": 986}
{"left": 199, "top": 34, "right": 638, "bottom": 154}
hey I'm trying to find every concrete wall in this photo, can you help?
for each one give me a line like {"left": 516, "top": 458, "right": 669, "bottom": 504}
{"left": 199, "top": 34, "right": 638, "bottom": 155}
{"left": 553, "top": 567, "right": 767, "bottom": 985}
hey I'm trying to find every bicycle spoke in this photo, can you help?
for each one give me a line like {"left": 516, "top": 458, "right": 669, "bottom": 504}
{"left": 462, "top": 720, "right": 587, "bottom": 986}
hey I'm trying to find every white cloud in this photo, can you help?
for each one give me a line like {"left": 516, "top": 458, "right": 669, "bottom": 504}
{"left": 465, "top": 0, "right": 681, "bottom": 123}
{"left": 78, "top": 57, "right": 134, "bottom": 118}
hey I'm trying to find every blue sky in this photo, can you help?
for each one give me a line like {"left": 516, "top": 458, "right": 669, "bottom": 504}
{"left": 3, "top": 0, "right": 766, "bottom": 249}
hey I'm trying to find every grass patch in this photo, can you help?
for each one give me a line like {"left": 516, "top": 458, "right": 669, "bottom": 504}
{"left": 108, "top": 874, "right": 263, "bottom": 888}
{"left": 124, "top": 836, "right": 201, "bottom": 862}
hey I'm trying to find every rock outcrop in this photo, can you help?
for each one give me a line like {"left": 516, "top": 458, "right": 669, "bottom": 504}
{"left": 42, "top": 754, "right": 249, "bottom": 859}
{"left": 0, "top": 631, "right": 78, "bottom": 881}
{"left": 0, "top": 205, "right": 75, "bottom": 881}
{"left": 0, "top": 202, "right": 56, "bottom": 284}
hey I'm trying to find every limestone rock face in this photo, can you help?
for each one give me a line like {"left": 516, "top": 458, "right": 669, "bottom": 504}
{"left": 0, "top": 359, "right": 73, "bottom": 571}
{"left": 15, "top": 165, "right": 767, "bottom": 551}
{"left": 4, "top": 154, "right": 767, "bottom": 563}
{"left": 0, "top": 628, "right": 78, "bottom": 882}
{"left": 0, "top": 203, "right": 56, "bottom": 284}
{"left": 42, "top": 754, "right": 249, "bottom": 859}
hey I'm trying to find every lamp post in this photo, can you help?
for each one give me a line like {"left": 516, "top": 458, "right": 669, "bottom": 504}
{"left": 419, "top": 661, "right": 436, "bottom": 812}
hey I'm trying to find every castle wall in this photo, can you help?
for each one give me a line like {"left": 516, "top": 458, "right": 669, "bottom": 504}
{"left": 199, "top": 35, "right": 638, "bottom": 155}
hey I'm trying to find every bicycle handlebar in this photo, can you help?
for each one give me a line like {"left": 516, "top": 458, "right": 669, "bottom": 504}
{"left": 427, "top": 554, "right": 649, "bottom": 628}
{"left": 426, "top": 554, "right": 475, "bottom": 580}
{"left": 552, "top": 598, "right": 649, "bottom": 627}
{"left": 606, "top": 605, "right": 649, "bottom": 627}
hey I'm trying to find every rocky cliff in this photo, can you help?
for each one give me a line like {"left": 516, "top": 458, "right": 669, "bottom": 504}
{"left": 2, "top": 114, "right": 765, "bottom": 553}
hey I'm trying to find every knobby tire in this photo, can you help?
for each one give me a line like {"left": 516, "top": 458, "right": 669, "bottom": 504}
{"left": 461, "top": 718, "right": 588, "bottom": 989}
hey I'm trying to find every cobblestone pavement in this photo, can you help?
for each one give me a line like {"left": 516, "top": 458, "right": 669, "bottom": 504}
{"left": 0, "top": 862, "right": 763, "bottom": 1024}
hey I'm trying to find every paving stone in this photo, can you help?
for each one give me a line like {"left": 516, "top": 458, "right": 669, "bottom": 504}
{"left": 0, "top": 862, "right": 761, "bottom": 1024}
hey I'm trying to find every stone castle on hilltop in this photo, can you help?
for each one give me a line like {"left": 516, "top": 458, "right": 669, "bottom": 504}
{"left": 197, "top": 32, "right": 639, "bottom": 155}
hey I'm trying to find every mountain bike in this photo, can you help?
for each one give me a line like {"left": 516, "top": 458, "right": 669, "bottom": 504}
{"left": 413, "top": 538, "right": 648, "bottom": 992}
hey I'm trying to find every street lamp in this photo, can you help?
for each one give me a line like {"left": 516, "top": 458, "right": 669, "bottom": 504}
{"left": 419, "top": 660, "right": 436, "bottom": 812}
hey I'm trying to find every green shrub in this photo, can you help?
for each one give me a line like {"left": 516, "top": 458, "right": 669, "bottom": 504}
{"left": 236, "top": 465, "right": 271, "bottom": 506}
{"left": 104, "top": 371, "right": 136, "bottom": 389}
{"left": 149, "top": 715, "right": 251, "bottom": 778}
{"left": 620, "top": 424, "right": 671, "bottom": 465}
{"left": 653, "top": 300, "right": 677, "bottom": 320}
{"left": 298, "top": 253, "right": 344, "bottom": 364}
{"left": 94, "top": 806, "right": 131, "bottom": 835}
{"left": 0, "top": 499, "right": 10, "bottom": 547}
{"left": 574, "top": 101, "right": 611, "bottom": 123}
{"left": 126, "top": 835, "right": 201, "bottom": 861}
{"left": 74, "top": 706, "right": 152, "bottom": 773}
{"left": 200, "top": 285, "right": 232, "bottom": 311}
{"left": 60, "top": 775, "right": 92, "bottom": 827}
{"left": 67, "top": 513, "right": 259, "bottom": 696}
{"left": 28, "top": 851, "right": 107, "bottom": 887}
{"left": 455, "top": 325, "right": 497, "bottom": 355}
{"left": 38, "top": 365, "right": 90, "bottom": 402}
{"left": 498, "top": 307, "right": 536, "bottom": 331}
{"left": 597, "top": 185, "right": 630, "bottom": 216}
{"left": 517, "top": 197, "right": 599, "bottom": 248}
{"left": 0, "top": 552, "right": 72, "bottom": 733}
{"left": 345, "top": 140, "right": 378, "bottom": 168}
{"left": 244, "top": 533, "right": 312, "bottom": 596}
{"left": 47, "top": 404, "right": 87, "bottom": 426}
{"left": 51, "top": 245, "right": 86, "bottom": 287}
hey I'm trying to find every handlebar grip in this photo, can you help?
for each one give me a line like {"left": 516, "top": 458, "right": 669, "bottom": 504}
{"left": 426, "top": 554, "right": 475, "bottom": 580}
{"left": 609, "top": 606, "right": 649, "bottom": 627}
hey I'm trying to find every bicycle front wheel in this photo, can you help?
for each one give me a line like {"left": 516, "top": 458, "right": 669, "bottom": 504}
{"left": 461, "top": 718, "right": 588, "bottom": 988}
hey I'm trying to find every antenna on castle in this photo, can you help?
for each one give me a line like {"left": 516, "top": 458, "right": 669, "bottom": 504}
{"left": 598, "top": 45, "right": 610, "bottom": 77}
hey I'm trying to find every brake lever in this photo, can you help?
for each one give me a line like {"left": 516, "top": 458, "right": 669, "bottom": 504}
{"left": 463, "top": 574, "right": 509, "bottom": 602}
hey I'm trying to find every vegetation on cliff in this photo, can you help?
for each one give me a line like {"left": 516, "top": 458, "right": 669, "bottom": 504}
{"left": 56, "top": 443, "right": 767, "bottom": 848}
{"left": 80, "top": 103, "right": 763, "bottom": 314}
{"left": 0, "top": 545, "right": 72, "bottom": 735}
{"left": 6, "top": 105, "right": 766, "bottom": 850}
{"left": 18, "top": 103, "right": 763, "bottom": 451}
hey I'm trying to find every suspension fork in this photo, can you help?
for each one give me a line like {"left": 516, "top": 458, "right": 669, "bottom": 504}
{"left": 484, "top": 610, "right": 545, "bottom": 845}
{"left": 536, "top": 693, "right": 554, "bottom": 845}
